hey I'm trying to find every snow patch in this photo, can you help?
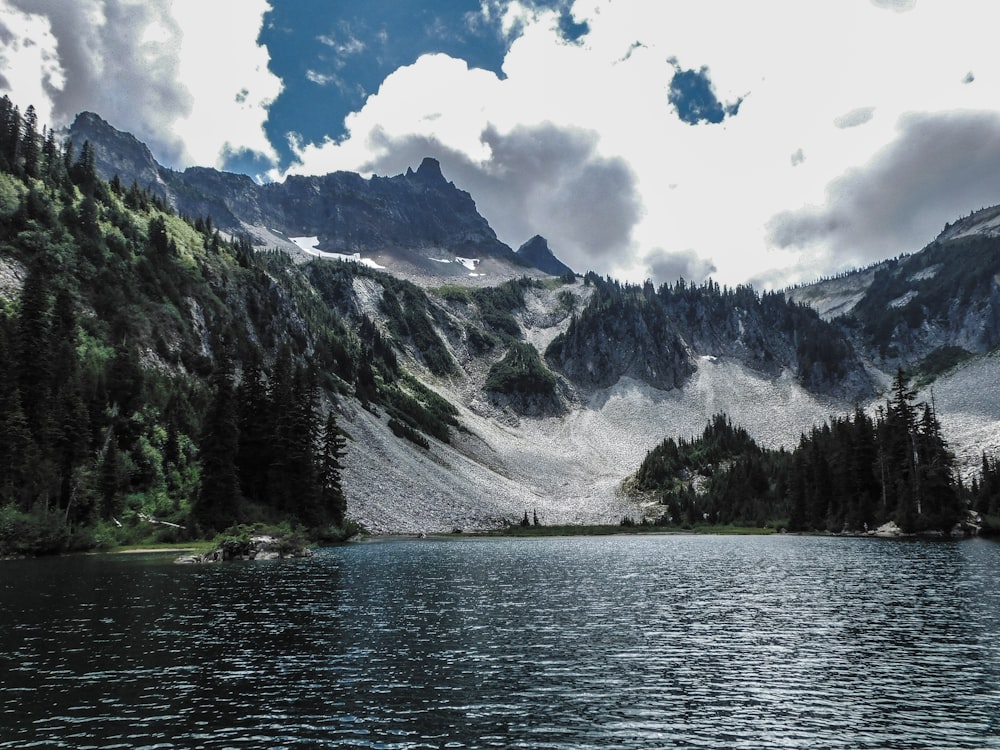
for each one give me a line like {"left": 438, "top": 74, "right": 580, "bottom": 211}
{"left": 909, "top": 264, "right": 941, "bottom": 282}
{"left": 888, "top": 290, "right": 917, "bottom": 309}
{"left": 456, "top": 257, "right": 479, "bottom": 271}
{"left": 290, "top": 236, "right": 385, "bottom": 269}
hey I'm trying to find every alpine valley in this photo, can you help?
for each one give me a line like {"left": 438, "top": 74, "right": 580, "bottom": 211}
{"left": 1, "top": 99, "right": 998, "bottom": 551}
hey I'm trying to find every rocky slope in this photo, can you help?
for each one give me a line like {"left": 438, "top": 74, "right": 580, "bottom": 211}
{"left": 63, "top": 113, "right": 550, "bottom": 286}
{"left": 50, "top": 110, "right": 1000, "bottom": 532}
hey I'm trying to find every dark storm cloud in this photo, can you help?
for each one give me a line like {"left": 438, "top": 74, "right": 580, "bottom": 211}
{"left": 667, "top": 61, "right": 742, "bottom": 126}
{"left": 8, "top": 0, "right": 192, "bottom": 166}
{"left": 768, "top": 110, "right": 1000, "bottom": 264}
{"left": 361, "top": 122, "right": 643, "bottom": 274}
{"left": 645, "top": 248, "right": 717, "bottom": 286}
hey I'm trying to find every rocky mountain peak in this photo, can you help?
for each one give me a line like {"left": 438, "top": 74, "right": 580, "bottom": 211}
{"left": 515, "top": 235, "right": 574, "bottom": 277}
{"left": 64, "top": 111, "right": 166, "bottom": 198}
{"left": 413, "top": 156, "right": 446, "bottom": 184}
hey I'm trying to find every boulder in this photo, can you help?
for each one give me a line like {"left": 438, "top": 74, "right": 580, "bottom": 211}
{"left": 175, "top": 534, "right": 312, "bottom": 564}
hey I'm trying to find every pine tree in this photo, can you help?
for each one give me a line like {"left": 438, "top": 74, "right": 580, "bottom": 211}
{"left": 236, "top": 349, "right": 271, "bottom": 505}
{"left": 915, "top": 400, "right": 962, "bottom": 530}
{"left": 194, "top": 356, "right": 242, "bottom": 532}
{"left": 70, "top": 140, "right": 97, "bottom": 193}
{"left": 19, "top": 104, "right": 39, "bottom": 179}
{"left": 319, "top": 410, "right": 348, "bottom": 528}
{"left": 0, "top": 317, "right": 38, "bottom": 510}
{"left": 16, "top": 262, "right": 54, "bottom": 447}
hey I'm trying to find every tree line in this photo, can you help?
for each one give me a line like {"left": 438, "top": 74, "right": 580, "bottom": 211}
{"left": 0, "top": 95, "right": 352, "bottom": 553}
{"left": 632, "top": 370, "right": 995, "bottom": 534}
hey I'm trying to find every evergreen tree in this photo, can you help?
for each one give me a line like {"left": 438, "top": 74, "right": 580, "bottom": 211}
{"left": 99, "top": 435, "right": 125, "bottom": 520}
{"left": 194, "top": 356, "right": 242, "bottom": 532}
{"left": 19, "top": 104, "right": 39, "bottom": 179}
{"left": 16, "top": 262, "right": 54, "bottom": 447}
{"left": 318, "top": 409, "right": 348, "bottom": 528}
{"left": 236, "top": 349, "right": 271, "bottom": 505}
{"left": 0, "top": 317, "right": 38, "bottom": 510}
{"left": 0, "top": 96, "right": 20, "bottom": 171}
{"left": 70, "top": 140, "right": 98, "bottom": 193}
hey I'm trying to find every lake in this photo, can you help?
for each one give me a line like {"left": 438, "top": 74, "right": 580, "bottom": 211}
{"left": 1, "top": 534, "right": 999, "bottom": 749}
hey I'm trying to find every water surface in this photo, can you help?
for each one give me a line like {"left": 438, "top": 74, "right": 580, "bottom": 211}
{"left": 1, "top": 534, "right": 998, "bottom": 748}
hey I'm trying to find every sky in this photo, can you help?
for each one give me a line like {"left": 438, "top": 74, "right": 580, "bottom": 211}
{"left": 3, "top": 0, "right": 1000, "bottom": 289}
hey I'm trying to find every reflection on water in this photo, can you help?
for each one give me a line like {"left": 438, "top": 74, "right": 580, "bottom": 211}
{"left": 1, "top": 535, "right": 999, "bottom": 748}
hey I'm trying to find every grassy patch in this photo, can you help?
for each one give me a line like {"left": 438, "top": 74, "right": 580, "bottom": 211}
{"left": 915, "top": 345, "right": 973, "bottom": 386}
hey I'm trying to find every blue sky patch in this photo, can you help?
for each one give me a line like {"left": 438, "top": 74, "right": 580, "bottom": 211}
{"left": 257, "top": 0, "right": 513, "bottom": 171}
{"left": 668, "top": 63, "right": 742, "bottom": 126}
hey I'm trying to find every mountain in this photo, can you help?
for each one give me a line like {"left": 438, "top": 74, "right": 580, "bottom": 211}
{"left": 62, "top": 113, "right": 558, "bottom": 286}
{"left": 515, "top": 235, "right": 574, "bottom": 277}
{"left": 1, "top": 98, "right": 995, "bottom": 541}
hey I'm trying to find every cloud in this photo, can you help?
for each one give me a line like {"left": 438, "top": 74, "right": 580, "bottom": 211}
{"left": 834, "top": 107, "right": 876, "bottom": 129}
{"left": 0, "top": 0, "right": 279, "bottom": 171}
{"left": 767, "top": 110, "right": 1000, "bottom": 268}
{"left": 644, "top": 248, "right": 717, "bottom": 285}
{"left": 2, "top": 0, "right": 192, "bottom": 165}
{"left": 870, "top": 0, "right": 917, "bottom": 11}
{"left": 0, "top": 0, "right": 65, "bottom": 123}
{"left": 348, "top": 122, "right": 643, "bottom": 275}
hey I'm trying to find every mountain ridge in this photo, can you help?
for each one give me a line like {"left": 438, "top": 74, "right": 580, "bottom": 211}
{"left": 63, "top": 112, "right": 564, "bottom": 287}
{"left": 0, "top": 99, "right": 990, "bottom": 537}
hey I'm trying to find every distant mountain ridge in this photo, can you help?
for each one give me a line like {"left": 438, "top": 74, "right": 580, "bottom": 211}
{"left": 31, "top": 102, "right": 999, "bottom": 533}
{"left": 63, "top": 112, "right": 572, "bottom": 284}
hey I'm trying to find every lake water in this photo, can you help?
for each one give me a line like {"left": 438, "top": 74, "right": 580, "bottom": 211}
{"left": 1, "top": 534, "right": 999, "bottom": 749}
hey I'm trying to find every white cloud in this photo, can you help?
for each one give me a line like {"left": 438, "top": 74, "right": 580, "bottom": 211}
{"left": 171, "top": 0, "right": 281, "bottom": 171}
{"left": 0, "top": 0, "right": 64, "bottom": 125}
{"left": 0, "top": 0, "right": 279, "bottom": 171}
{"left": 7, "top": 0, "right": 1000, "bottom": 287}
{"left": 282, "top": 0, "right": 1000, "bottom": 288}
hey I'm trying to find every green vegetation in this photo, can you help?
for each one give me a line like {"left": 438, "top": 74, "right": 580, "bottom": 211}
{"left": 630, "top": 370, "right": 986, "bottom": 534}
{"left": 438, "top": 276, "right": 541, "bottom": 341}
{"left": 484, "top": 341, "right": 558, "bottom": 396}
{"left": 0, "top": 95, "right": 459, "bottom": 555}
{"left": 547, "top": 273, "right": 858, "bottom": 393}
{"left": 914, "top": 346, "right": 973, "bottom": 387}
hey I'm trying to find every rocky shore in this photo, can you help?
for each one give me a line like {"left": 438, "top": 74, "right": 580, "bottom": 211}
{"left": 175, "top": 534, "right": 313, "bottom": 563}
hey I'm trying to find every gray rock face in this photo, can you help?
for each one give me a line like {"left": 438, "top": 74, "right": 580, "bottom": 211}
{"left": 546, "top": 294, "right": 695, "bottom": 391}
{"left": 63, "top": 112, "right": 168, "bottom": 199}
{"left": 515, "top": 236, "right": 574, "bottom": 277}
{"left": 175, "top": 535, "right": 312, "bottom": 563}
{"left": 64, "top": 114, "right": 552, "bottom": 275}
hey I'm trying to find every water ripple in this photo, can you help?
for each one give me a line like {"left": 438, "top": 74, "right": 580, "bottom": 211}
{"left": 1, "top": 537, "right": 999, "bottom": 748}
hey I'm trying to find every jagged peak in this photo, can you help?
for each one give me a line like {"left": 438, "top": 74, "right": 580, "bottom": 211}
{"left": 519, "top": 235, "right": 549, "bottom": 251}
{"left": 406, "top": 156, "right": 445, "bottom": 184}
{"left": 516, "top": 235, "right": 574, "bottom": 277}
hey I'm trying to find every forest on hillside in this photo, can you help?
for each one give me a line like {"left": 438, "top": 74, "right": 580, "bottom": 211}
{"left": 546, "top": 272, "right": 867, "bottom": 396}
{"left": 630, "top": 370, "right": 999, "bottom": 534}
{"left": 0, "top": 96, "right": 464, "bottom": 555}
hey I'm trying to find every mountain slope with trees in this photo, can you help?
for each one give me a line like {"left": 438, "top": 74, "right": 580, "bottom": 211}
{"left": 627, "top": 370, "right": 991, "bottom": 534}
{"left": 2, "top": 95, "right": 998, "bottom": 545}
